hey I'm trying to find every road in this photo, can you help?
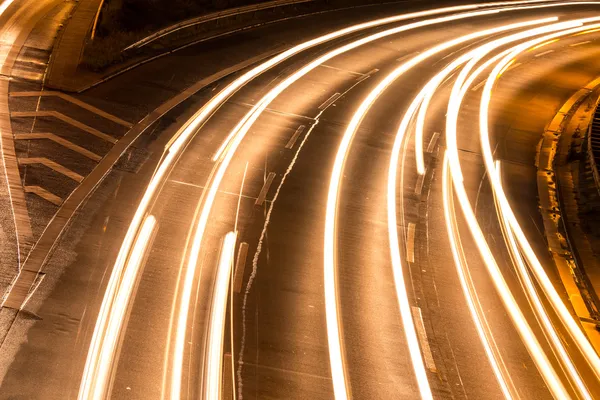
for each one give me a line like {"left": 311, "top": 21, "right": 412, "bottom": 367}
{"left": 2, "top": 1, "right": 600, "bottom": 399}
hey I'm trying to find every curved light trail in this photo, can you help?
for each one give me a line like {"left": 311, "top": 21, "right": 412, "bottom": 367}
{"left": 324, "top": 16, "right": 561, "bottom": 400}
{"left": 78, "top": 3, "right": 600, "bottom": 400}
{"left": 174, "top": 11, "right": 556, "bottom": 400}
{"left": 478, "top": 25, "right": 600, "bottom": 383}
{"left": 204, "top": 231, "right": 237, "bottom": 400}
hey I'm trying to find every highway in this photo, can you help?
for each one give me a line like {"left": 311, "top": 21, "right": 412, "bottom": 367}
{"left": 3, "top": 1, "right": 600, "bottom": 399}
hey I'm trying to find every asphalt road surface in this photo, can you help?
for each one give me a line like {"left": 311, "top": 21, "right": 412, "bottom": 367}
{"left": 3, "top": 1, "right": 600, "bottom": 400}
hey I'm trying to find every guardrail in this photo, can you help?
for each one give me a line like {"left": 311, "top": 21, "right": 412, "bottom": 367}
{"left": 586, "top": 98, "right": 600, "bottom": 199}
{"left": 123, "top": 0, "right": 315, "bottom": 51}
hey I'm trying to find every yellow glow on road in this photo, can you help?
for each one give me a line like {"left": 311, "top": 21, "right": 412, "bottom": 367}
{"left": 0, "top": 0, "right": 14, "bottom": 17}
{"left": 440, "top": 20, "right": 600, "bottom": 397}
{"left": 493, "top": 161, "right": 591, "bottom": 399}
{"left": 79, "top": 3, "right": 600, "bottom": 400}
{"left": 184, "top": 10, "right": 543, "bottom": 400}
{"left": 204, "top": 231, "right": 237, "bottom": 400}
{"left": 326, "top": 17, "right": 554, "bottom": 400}
{"left": 530, "top": 38, "right": 559, "bottom": 50}
{"left": 79, "top": 215, "right": 156, "bottom": 400}
{"left": 478, "top": 24, "right": 600, "bottom": 384}
{"left": 442, "top": 154, "right": 515, "bottom": 399}
{"left": 413, "top": 18, "right": 558, "bottom": 175}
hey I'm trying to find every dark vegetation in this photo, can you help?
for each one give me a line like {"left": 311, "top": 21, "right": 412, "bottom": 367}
{"left": 82, "top": 0, "right": 265, "bottom": 70}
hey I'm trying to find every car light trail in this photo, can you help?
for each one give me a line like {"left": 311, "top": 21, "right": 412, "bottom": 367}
{"left": 441, "top": 153, "right": 516, "bottom": 399}
{"left": 176, "top": 12, "right": 551, "bottom": 400}
{"left": 204, "top": 231, "right": 237, "bottom": 400}
{"left": 78, "top": 215, "right": 157, "bottom": 400}
{"left": 493, "top": 161, "right": 591, "bottom": 399}
{"left": 439, "top": 20, "right": 600, "bottom": 397}
{"left": 387, "top": 17, "right": 595, "bottom": 399}
{"left": 81, "top": 6, "right": 499, "bottom": 398}
{"left": 324, "top": 16, "right": 560, "bottom": 399}
{"left": 478, "top": 25, "right": 600, "bottom": 383}
{"left": 0, "top": 0, "right": 14, "bottom": 16}
{"left": 79, "top": 3, "right": 600, "bottom": 400}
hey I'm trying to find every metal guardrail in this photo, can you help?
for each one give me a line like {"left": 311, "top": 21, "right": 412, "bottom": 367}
{"left": 123, "top": 0, "right": 315, "bottom": 51}
{"left": 586, "top": 98, "right": 600, "bottom": 199}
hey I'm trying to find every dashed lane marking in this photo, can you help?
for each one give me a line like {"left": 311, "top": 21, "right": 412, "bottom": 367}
{"left": 255, "top": 172, "right": 276, "bottom": 206}
{"left": 285, "top": 125, "right": 305, "bottom": 149}
{"left": 233, "top": 242, "right": 249, "bottom": 293}
{"left": 407, "top": 222, "right": 416, "bottom": 263}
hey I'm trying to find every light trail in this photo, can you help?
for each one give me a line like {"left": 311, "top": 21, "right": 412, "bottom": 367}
{"left": 79, "top": 3, "right": 600, "bottom": 400}
{"left": 78, "top": 215, "right": 157, "bottom": 400}
{"left": 493, "top": 161, "right": 591, "bottom": 399}
{"left": 478, "top": 25, "right": 600, "bottom": 383}
{"left": 439, "top": 20, "right": 600, "bottom": 398}
{"left": 387, "top": 17, "right": 594, "bottom": 399}
{"left": 83, "top": 6, "right": 500, "bottom": 398}
{"left": 176, "top": 12, "right": 553, "bottom": 400}
{"left": 325, "top": 16, "right": 562, "bottom": 400}
{"left": 204, "top": 231, "right": 237, "bottom": 400}
{"left": 441, "top": 153, "right": 516, "bottom": 399}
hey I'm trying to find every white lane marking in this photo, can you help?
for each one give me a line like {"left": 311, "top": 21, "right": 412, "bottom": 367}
{"left": 170, "top": 180, "right": 261, "bottom": 202}
{"left": 411, "top": 306, "right": 437, "bottom": 372}
{"left": 235, "top": 162, "right": 249, "bottom": 232}
{"left": 415, "top": 173, "right": 426, "bottom": 196}
{"left": 570, "top": 40, "right": 591, "bottom": 46}
{"left": 318, "top": 92, "right": 342, "bottom": 110}
{"left": 407, "top": 222, "right": 416, "bottom": 263}
{"left": 255, "top": 172, "right": 276, "bottom": 206}
{"left": 233, "top": 242, "right": 249, "bottom": 293}
{"left": 320, "top": 64, "right": 363, "bottom": 76}
{"left": 426, "top": 132, "right": 440, "bottom": 153}
{"left": 355, "top": 68, "right": 380, "bottom": 84}
{"left": 471, "top": 80, "right": 486, "bottom": 91}
{"left": 535, "top": 49, "right": 554, "bottom": 57}
{"left": 285, "top": 125, "right": 305, "bottom": 149}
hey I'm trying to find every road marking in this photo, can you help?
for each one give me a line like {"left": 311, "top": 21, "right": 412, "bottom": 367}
{"left": 535, "top": 49, "right": 554, "bottom": 57}
{"left": 407, "top": 222, "right": 416, "bottom": 263}
{"left": 10, "top": 91, "right": 133, "bottom": 127}
{"left": 14, "top": 133, "right": 102, "bottom": 161}
{"left": 255, "top": 172, "right": 276, "bottom": 206}
{"left": 2, "top": 49, "right": 283, "bottom": 312}
{"left": 397, "top": 52, "right": 418, "bottom": 63}
{"left": 426, "top": 132, "right": 440, "bottom": 153}
{"left": 285, "top": 125, "right": 305, "bottom": 149}
{"left": 0, "top": 79, "right": 32, "bottom": 246}
{"left": 318, "top": 92, "right": 341, "bottom": 110}
{"left": 355, "top": 68, "right": 379, "bottom": 84}
{"left": 570, "top": 40, "right": 591, "bottom": 47}
{"left": 23, "top": 185, "right": 62, "bottom": 206}
{"left": 471, "top": 80, "right": 486, "bottom": 91}
{"left": 19, "top": 157, "right": 84, "bottom": 182}
{"left": 320, "top": 64, "right": 363, "bottom": 76}
{"left": 233, "top": 242, "right": 249, "bottom": 293}
{"left": 415, "top": 173, "right": 426, "bottom": 196}
{"left": 170, "top": 179, "right": 261, "bottom": 202}
{"left": 10, "top": 111, "right": 118, "bottom": 143}
{"left": 411, "top": 306, "right": 437, "bottom": 373}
